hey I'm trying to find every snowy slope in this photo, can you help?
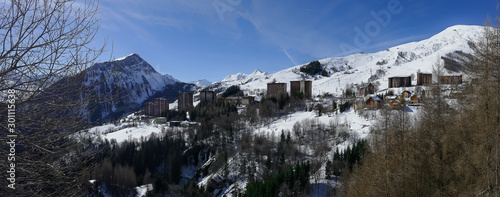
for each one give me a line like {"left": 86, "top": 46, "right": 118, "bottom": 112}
{"left": 79, "top": 25, "right": 484, "bottom": 196}
{"left": 77, "top": 53, "right": 178, "bottom": 121}
{"left": 190, "top": 79, "right": 213, "bottom": 87}
{"left": 201, "top": 108, "right": 378, "bottom": 196}
{"left": 84, "top": 53, "right": 176, "bottom": 102}
{"left": 85, "top": 113, "right": 165, "bottom": 144}
{"left": 215, "top": 25, "right": 483, "bottom": 97}
{"left": 221, "top": 69, "right": 270, "bottom": 86}
{"left": 95, "top": 124, "right": 163, "bottom": 144}
{"left": 252, "top": 110, "right": 370, "bottom": 140}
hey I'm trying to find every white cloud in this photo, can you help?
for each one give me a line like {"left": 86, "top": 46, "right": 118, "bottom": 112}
{"left": 281, "top": 47, "right": 298, "bottom": 66}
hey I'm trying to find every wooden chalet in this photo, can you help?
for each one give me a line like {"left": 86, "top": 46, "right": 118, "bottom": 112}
{"left": 366, "top": 96, "right": 383, "bottom": 109}
{"left": 409, "top": 95, "right": 421, "bottom": 105}
{"left": 388, "top": 99, "right": 401, "bottom": 109}
{"left": 358, "top": 83, "right": 375, "bottom": 96}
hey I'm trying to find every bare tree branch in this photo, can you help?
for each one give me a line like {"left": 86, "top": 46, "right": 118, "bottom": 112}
{"left": 0, "top": 0, "right": 107, "bottom": 196}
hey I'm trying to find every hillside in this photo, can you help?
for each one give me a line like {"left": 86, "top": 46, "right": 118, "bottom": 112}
{"left": 212, "top": 25, "right": 482, "bottom": 97}
{"left": 46, "top": 53, "right": 194, "bottom": 122}
{"left": 80, "top": 25, "right": 488, "bottom": 196}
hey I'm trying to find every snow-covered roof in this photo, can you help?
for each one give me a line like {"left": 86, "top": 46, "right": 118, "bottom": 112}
{"left": 441, "top": 74, "right": 463, "bottom": 77}
{"left": 386, "top": 95, "right": 398, "bottom": 100}
{"left": 370, "top": 96, "right": 383, "bottom": 102}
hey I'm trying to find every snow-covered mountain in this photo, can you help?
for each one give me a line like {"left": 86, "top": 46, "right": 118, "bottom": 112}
{"left": 221, "top": 69, "right": 269, "bottom": 85}
{"left": 190, "top": 79, "right": 212, "bottom": 87}
{"left": 81, "top": 25, "right": 487, "bottom": 196}
{"left": 214, "top": 25, "right": 483, "bottom": 96}
{"left": 85, "top": 53, "right": 176, "bottom": 98}
{"left": 82, "top": 53, "right": 177, "bottom": 121}
{"left": 57, "top": 25, "right": 482, "bottom": 122}
{"left": 48, "top": 53, "right": 192, "bottom": 122}
{"left": 164, "top": 73, "right": 180, "bottom": 83}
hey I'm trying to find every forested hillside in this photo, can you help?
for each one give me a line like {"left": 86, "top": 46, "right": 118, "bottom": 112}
{"left": 340, "top": 23, "right": 500, "bottom": 197}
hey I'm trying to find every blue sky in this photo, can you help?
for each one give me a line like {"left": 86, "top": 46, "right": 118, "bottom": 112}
{"left": 92, "top": 0, "right": 499, "bottom": 82}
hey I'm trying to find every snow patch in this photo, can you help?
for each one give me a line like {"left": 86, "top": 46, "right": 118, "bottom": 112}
{"left": 135, "top": 184, "right": 153, "bottom": 197}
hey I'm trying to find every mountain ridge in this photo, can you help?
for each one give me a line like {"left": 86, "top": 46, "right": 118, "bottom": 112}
{"left": 213, "top": 25, "right": 483, "bottom": 97}
{"left": 52, "top": 53, "right": 191, "bottom": 122}
{"left": 55, "top": 24, "right": 483, "bottom": 122}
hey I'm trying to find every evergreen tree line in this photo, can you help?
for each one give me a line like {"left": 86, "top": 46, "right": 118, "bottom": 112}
{"left": 244, "top": 161, "right": 311, "bottom": 197}
{"left": 87, "top": 81, "right": 317, "bottom": 196}
{"left": 90, "top": 135, "right": 188, "bottom": 194}
{"left": 94, "top": 98, "right": 248, "bottom": 195}
{"left": 221, "top": 85, "right": 243, "bottom": 97}
{"left": 325, "top": 140, "right": 368, "bottom": 179}
{"left": 300, "top": 60, "right": 329, "bottom": 77}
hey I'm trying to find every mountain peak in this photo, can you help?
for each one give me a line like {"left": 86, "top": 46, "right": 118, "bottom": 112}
{"left": 164, "top": 73, "right": 180, "bottom": 83}
{"left": 190, "top": 79, "right": 212, "bottom": 87}
{"left": 222, "top": 72, "right": 247, "bottom": 83}
{"left": 114, "top": 53, "right": 140, "bottom": 61}
{"left": 251, "top": 69, "right": 268, "bottom": 76}
{"left": 214, "top": 24, "right": 483, "bottom": 97}
{"left": 85, "top": 53, "right": 177, "bottom": 90}
{"left": 252, "top": 69, "right": 263, "bottom": 74}
{"left": 442, "top": 24, "right": 482, "bottom": 32}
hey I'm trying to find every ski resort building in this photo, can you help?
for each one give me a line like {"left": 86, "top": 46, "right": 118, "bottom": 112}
{"left": 417, "top": 72, "right": 432, "bottom": 86}
{"left": 358, "top": 83, "right": 375, "bottom": 96}
{"left": 200, "top": 90, "right": 216, "bottom": 103}
{"left": 178, "top": 92, "right": 194, "bottom": 111}
{"left": 388, "top": 76, "right": 412, "bottom": 88}
{"left": 290, "top": 80, "right": 312, "bottom": 98}
{"left": 144, "top": 102, "right": 155, "bottom": 116}
{"left": 267, "top": 82, "right": 287, "bottom": 98}
{"left": 144, "top": 98, "right": 169, "bottom": 117}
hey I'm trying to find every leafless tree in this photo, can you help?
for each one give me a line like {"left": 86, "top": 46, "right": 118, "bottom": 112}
{"left": 0, "top": 0, "right": 106, "bottom": 196}
{"left": 463, "top": 16, "right": 500, "bottom": 196}
{"left": 342, "top": 13, "right": 500, "bottom": 196}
